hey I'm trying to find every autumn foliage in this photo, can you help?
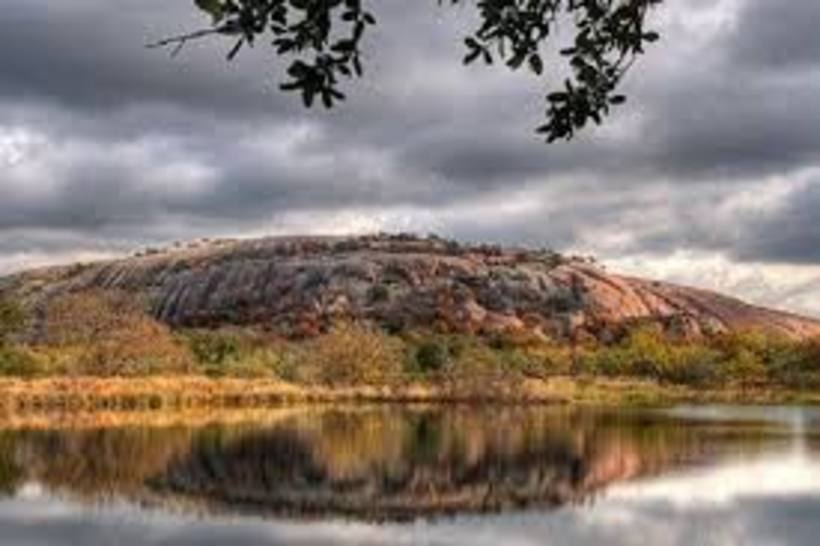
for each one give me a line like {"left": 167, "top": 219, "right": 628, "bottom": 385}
{"left": 42, "top": 290, "right": 192, "bottom": 377}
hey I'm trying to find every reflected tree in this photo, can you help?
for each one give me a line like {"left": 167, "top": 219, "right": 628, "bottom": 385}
{"left": 0, "top": 433, "right": 23, "bottom": 497}
{"left": 0, "top": 407, "right": 783, "bottom": 519}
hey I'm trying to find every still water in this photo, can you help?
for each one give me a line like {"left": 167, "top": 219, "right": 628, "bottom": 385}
{"left": 1, "top": 405, "right": 819, "bottom": 545}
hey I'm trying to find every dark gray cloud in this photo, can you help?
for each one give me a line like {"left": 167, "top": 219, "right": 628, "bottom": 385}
{"left": 0, "top": 0, "right": 291, "bottom": 116}
{"left": 645, "top": 79, "right": 820, "bottom": 180}
{"left": 734, "top": 177, "right": 820, "bottom": 264}
{"left": 1, "top": 0, "right": 819, "bottom": 314}
{"left": 730, "top": 1, "right": 820, "bottom": 71}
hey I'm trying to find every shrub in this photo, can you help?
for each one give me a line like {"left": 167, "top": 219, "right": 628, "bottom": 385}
{"left": 523, "top": 343, "right": 574, "bottom": 376}
{"left": 301, "top": 322, "right": 404, "bottom": 385}
{"left": 657, "top": 345, "right": 724, "bottom": 386}
{"left": 579, "top": 327, "right": 820, "bottom": 388}
{"left": 711, "top": 331, "right": 772, "bottom": 363}
{"left": 0, "top": 346, "right": 42, "bottom": 378}
{"left": 245, "top": 346, "right": 303, "bottom": 381}
{"left": 710, "top": 330, "right": 816, "bottom": 388}
{"left": 211, "top": 348, "right": 279, "bottom": 378}
{"left": 13, "top": 345, "right": 85, "bottom": 377}
{"left": 766, "top": 336, "right": 820, "bottom": 388}
{"left": 403, "top": 332, "right": 572, "bottom": 380}
{"left": 186, "top": 330, "right": 243, "bottom": 368}
{"left": 580, "top": 327, "right": 724, "bottom": 386}
{"left": 580, "top": 346, "right": 631, "bottom": 377}
{"left": 621, "top": 326, "right": 673, "bottom": 378}
{"left": 42, "top": 290, "right": 192, "bottom": 377}
{"left": 723, "top": 348, "right": 766, "bottom": 389}
{"left": 0, "top": 297, "right": 26, "bottom": 346}
{"left": 449, "top": 341, "right": 505, "bottom": 377}
{"left": 183, "top": 329, "right": 304, "bottom": 379}
{"left": 443, "top": 340, "right": 528, "bottom": 390}
{"left": 44, "top": 290, "right": 142, "bottom": 346}
{"left": 80, "top": 322, "right": 192, "bottom": 377}
{"left": 415, "top": 341, "right": 448, "bottom": 373}
{"left": 367, "top": 284, "right": 390, "bottom": 303}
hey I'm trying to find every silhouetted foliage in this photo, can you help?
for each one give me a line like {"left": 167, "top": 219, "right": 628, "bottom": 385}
{"left": 151, "top": 0, "right": 663, "bottom": 142}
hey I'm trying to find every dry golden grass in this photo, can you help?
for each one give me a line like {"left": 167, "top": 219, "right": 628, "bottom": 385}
{"left": 0, "top": 405, "right": 324, "bottom": 431}
{"left": 0, "top": 376, "right": 817, "bottom": 423}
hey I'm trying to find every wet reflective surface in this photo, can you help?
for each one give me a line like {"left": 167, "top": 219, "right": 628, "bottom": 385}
{"left": 1, "top": 405, "right": 820, "bottom": 545}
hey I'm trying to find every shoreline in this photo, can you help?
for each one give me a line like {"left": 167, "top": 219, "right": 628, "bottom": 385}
{"left": 1, "top": 376, "right": 818, "bottom": 418}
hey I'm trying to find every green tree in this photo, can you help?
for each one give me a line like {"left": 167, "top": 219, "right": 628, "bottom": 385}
{"left": 152, "top": 0, "right": 663, "bottom": 143}
{"left": 725, "top": 348, "right": 765, "bottom": 391}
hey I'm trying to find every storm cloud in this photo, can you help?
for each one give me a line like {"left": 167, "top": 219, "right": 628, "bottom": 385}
{"left": 0, "top": 0, "right": 819, "bottom": 314}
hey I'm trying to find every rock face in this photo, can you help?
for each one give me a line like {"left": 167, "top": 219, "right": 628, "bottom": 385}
{"left": 2, "top": 234, "right": 819, "bottom": 341}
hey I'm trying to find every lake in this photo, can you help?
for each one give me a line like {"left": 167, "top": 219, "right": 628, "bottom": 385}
{"left": 1, "top": 404, "right": 819, "bottom": 545}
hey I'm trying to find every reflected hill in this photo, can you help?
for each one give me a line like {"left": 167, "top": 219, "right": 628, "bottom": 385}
{"left": 0, "top": 407, "right": 796, "bottom": 522}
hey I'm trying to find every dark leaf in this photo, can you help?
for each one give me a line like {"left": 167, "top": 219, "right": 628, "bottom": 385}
{"left": 528, "top": 54, "right": 543, "bottom": 75}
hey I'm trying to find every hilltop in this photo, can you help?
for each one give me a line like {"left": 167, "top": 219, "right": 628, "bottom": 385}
{"left": 2, "top": 234, "right": 819, "bottom": 342}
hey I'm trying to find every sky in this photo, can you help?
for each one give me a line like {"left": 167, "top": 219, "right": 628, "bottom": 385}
{"left": 1, "top": 0, "right": 819, "bottom": 317}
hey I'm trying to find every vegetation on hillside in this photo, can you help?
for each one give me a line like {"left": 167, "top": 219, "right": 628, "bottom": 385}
{"left": 36, "top": 290, "right": 192, "bottom": 377}
{"left": 0, "top": 296, "right": 33, "bottom": 377}
{"left": 1, "top": 290, "right": 819, "bottom": 397}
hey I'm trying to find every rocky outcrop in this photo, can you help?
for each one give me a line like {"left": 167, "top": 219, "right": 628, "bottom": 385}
{"left": 2, "top": 234, "right": 819, "bottom": 341}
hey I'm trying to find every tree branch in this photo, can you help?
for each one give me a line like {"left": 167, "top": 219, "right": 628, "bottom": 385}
{"left": 146, "top": 28, "right": 224, "bottom": 57}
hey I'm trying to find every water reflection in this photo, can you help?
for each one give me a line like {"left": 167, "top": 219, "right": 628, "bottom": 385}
{"left": 0, "top": 406, "right": 806, "bottom": 522}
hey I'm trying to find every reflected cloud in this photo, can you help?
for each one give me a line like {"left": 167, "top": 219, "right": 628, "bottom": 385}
{"left": 0, "top": 406, "right": 818, "bottom": 545}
